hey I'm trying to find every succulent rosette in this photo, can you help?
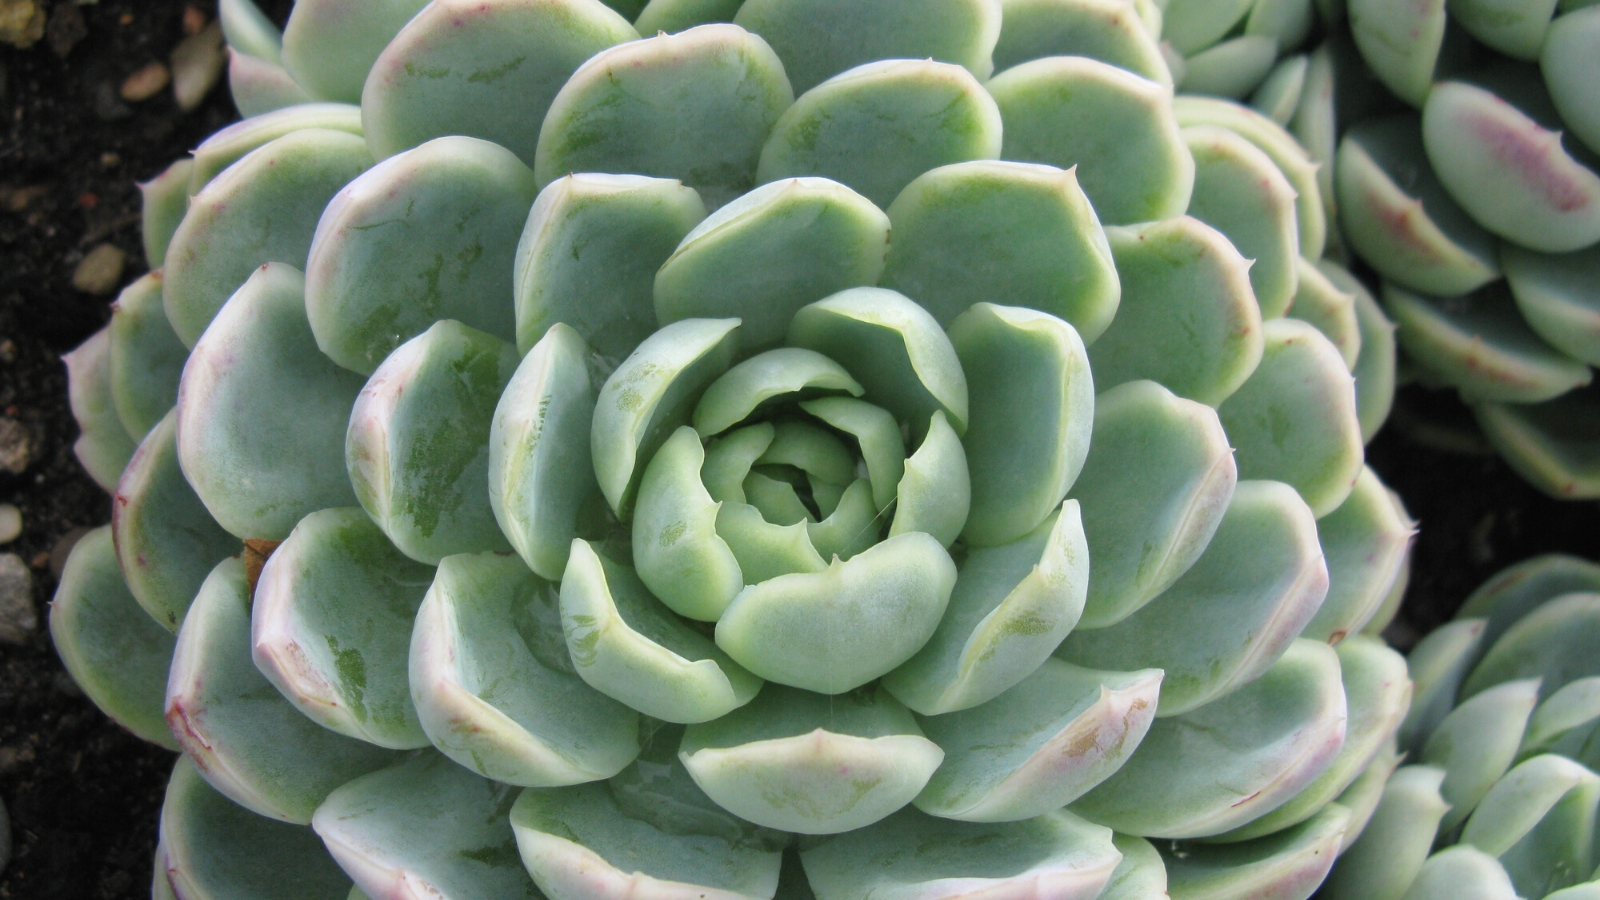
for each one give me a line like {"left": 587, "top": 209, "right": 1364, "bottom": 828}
{"left": 1319, "top": 0, "right": 1600, "bottom": 498}
{"left": 1323, "top": 554, "right": 1600, "bottom": 900}
{"left": 51, "top": 1, "right": 1418, "bottom": 899}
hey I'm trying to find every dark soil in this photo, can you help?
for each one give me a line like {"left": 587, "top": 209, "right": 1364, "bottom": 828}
{"left": 0, "top": 3, "right": 1594, "bottom": 899}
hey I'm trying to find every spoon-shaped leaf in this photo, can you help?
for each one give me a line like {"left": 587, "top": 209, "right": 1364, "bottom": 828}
{"left": 166, "top": 557, "right": 401, "bottom": 823}
{"left": 681, "top": 684, "right": 944, "bottom": 833}
{"left": 252, "top": 508, "right": 435, "bottom": 749}
{"left": 312, "top": 751, "right": 542, "bottom": 900}
{"left": 177, "top": 264, "right": 368, "bottom": 540}
{"left": 409, "top": 551, "right": 640, "bottom": 786}
{"left": 49, "top": 526, "right": 178, "bottom": 749}
{"left": 113, "top": 411, "right": 238, "bottom": 632}
{"left": 162, "top": 757, "right": 351, "bottom": 900}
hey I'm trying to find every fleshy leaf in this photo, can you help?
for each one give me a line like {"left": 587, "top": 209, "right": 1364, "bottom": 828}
{"left": 1393, "top": 847, "right": 1521, "bottom": 900}
{"left": 632, "top": 427, "right": 744, "bottom": 621}
{"left": 788, "top": 287, "right": 969, "bottom": 435}
{"left": 312, "top": 752, "right": 542, "bottom": 900}
{"left": 1503, "top": 242, "right": 1600, "bottom": 367}
{"left": 177, "top": 264, "right": 367, "bottom": 540}
{"left": 1400, "top": 618, "right": 1489, "bottom": 751}
{"left": 989, "top": 56, "right": 1193, "bottom": 225}
{"left": 1097, "top": 833, "right": 1169, "bottom": 900}
{"left": 1059, "top": 480, "right": 1326, "bottom": 717}
{"left": 1216, "top": 317, "right": 1364, "bottom": 517}
{"left": 512, "top": 729, "right": 785, "bottom": 900}
{"left": 680, "top": 685, "right": 944, "bottom": 834}
{"left": 732, "top": 0, "right": 1001, "bottom": 95}
{"left": 715, "top": 500, "right": 829, "bottom": 583}
{"left": 949, "top": 302, "right": 1093, "bottom": 546}
{"left": 1162, "top": 0, "right": 1253, "bottom": 55}
{"left": 757, "top": 59, "right": 1002, "bottom": 209}
{"left": 694, "top": 348, "right": 864, "bottom": 438}
{"left": 592, "top": 318, "right": 740, "bottom": 517}
{"left": 1544, "top": 8, "right": 1600, "bottom": 155}
{"left": 1321, "top": 261, "right": 1398, "bottom": 442}
{"left": 1251, "top": 55, "right": 1308, "bottom": 125}
{"left": 1456, "top": 553, "right": 1600, "bottom": 656}
{"left": 252, "top": 508, "right": 435, "bottom": 749}
{"left": 1346, "top": 0, "right": 1444, "bottom": 107}
{"left": 655, "top": 178, "right": 890, "bottom": 350}
{"left": 361, "top": 0, "right": 636, "bottom": 165}
{"left": 113, "top": 412, "right": 237, "bottom": 632}
{"left": 166, "top": 558, "right": 400, "bottom": 824}
{"left": 992, "top": 0, "right": 1171, "bottom": 86}
{"left": 1071, "top": 639, "right": 1348, "bottom": 839}
{"left": 1170, "top": 96, "right": 1326, "bottom": 259}
{"left": 1182, "top": 125, "right": 1298, "bottom": 319}
{"left": 279, "top": 0, "right": 429, "bottom": 102}
{"left": 1300, "top": 467, "right": 1414, "bottom": 644}
{"left": 799, "top": 397, "right": 906, "bottom": 512}
{"left": 889, "top": 411, "right": 970, "bottom": 548}
{"left": 1212, "top": 636, "right": 1411, "bottom": 841}
{"left": 63, "top": 327, "right": 137, "bottom": 491}
{"left": 139, "top": 158, "right": 194, "bottom": 269}
{"left": 1287, "top": 258, "right": 1361, "bottom": 370}
{"left": 916, "top": 659, "right": 1162, "bottom": 822}
{"left": 489, "top": 324, "right": 603, "bottom": 581}
{"left": 1069, "top": 380, "right": 1237, "bottom": 629}
{"left": 1475, "top": 387, "right": 1600, "bottom": 498}
{"left": 229, "top": 52, "right": 318, "bottom": 118}
{"left": 1088, "top": 217, "right": 1262, "bottom": 407}
{"left": 49, "top": 526, "right": 178, "bottom": 749}
{"left": 1335, "top": 740, "right": 1404, "bottom": 851}
{"left": 409, "top": 552, "right": 640, "bottom": 786}
{"left": 161, "top": 757, "right": 351, "bottom": 900}
{"left": 716, "top": 533, "right": 956, "bottom": 693}
{"left": 1322, "top": 765, "right": 1450, "bottom": 900}
{"left": 515, "top": 175, "right": 708, "bottom": 362}
{"left": 536, "top": 24, "right": 793, "bottom": 209}
{"left": 561, "top": 540, "right": 759, "bottom": 723}
{"left": 305, "top": 136, "right": 535, "bottom": 374}
{"left": 885, "top": 502, "right": 1089, "bottom": 715}
{"left": 1422, "top": 79, "right": 1600, "bottom": 253}
{"left": 185, "top": 103, "right": 363, "bottom": 193}
{"left": 1460, "top": 754, "right": 1600, "bottom": 897}
{"left": 881, "top": 160, "right": 1120, "bottom": 341}
{"left": 807, "top": 479, "right": 881, "bottom": 562}
{"left": 1452, "top": 0, "right": 1558, "bottom": 59}
{"left": 799, "top": 807, "right": 1122, "bottom": 900}
{"left": 163, "top": 129, "right": 372, "bottom": 347}
{"left": 1335, "top": 116, "right": 1500, "bottom": 297}
{"left": 1386, "top": 280, "right": 1593, "bottom": 403}
{"left": 1163, "top": 804, "right": 1351, "bottom": 900}
{"left": 1180, "top": 35, "right": 1280, "bottom": 101}
{"left": 108, "top": 272, "right": 186, "bottom": 441}
{"left": 1421, "top": 678, "right": 1541, "bottom": 832}
{"left": 1521, "top": 676, "right": 1600, "bottom": 759}
{"left": 347, "top": 321, "right": 519, "bottom": 563}
{"left": 1464, "top": 592, "right": 1600, "bottom": 701}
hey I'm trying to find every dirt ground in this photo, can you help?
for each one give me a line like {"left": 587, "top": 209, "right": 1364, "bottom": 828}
{"left": 0, "top": 2, "right": 1596, "bottom": 898}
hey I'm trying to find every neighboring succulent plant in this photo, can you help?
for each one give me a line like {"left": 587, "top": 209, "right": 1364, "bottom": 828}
{"left": 1330, "top": 0, "right": 1600, "bottom": 499}
{"left": 1323, "top": 554, "right": 1600, "bottom": 900}
{"left": 52, "top": 1, "right": 1417, "bottom": 899}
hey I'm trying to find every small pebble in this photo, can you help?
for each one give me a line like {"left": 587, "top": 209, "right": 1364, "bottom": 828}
{"left": 49, "top": 526, "right": 90, "bottom": 580}
{"left": 0, "top": 505, "right": 19, "bottom": 544}
{"left": 171, "top": 20, "right": 224, "bottom": 112}
{"left": 0, "top": 418, "right": 30, "bottom": 474}
{"left": 45, "top": 2, "right": 85, "bottom": 57}
{"left": 72, "top": 243, "right": 127, "bottom": 294}
{"left": 120, "top": 62, "right": 171, "bottom": 102}
{"left": 53, "top": 670, "right": 82, "bottom": 698}
{"left": 0, "top": 553, "right": 36, "bottom": 645}
{"left": 0, "top": 0, "right": 46, "bottom": 49}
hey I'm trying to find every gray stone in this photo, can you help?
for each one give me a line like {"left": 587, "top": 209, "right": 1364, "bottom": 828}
{"left": 0, "top": 553, "right": 36, "bottom": 645}
{"left": 0, "top": 504, "right": 20, "bottom": 544}
{"left": 0, "top": 418, "right": 29, "bottom": 474}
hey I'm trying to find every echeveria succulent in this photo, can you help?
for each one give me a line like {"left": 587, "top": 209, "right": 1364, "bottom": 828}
{"left": 1325, "top": 554, "right": 1600, "bottom": 900}
{"left": 53, "top": 2, "right": 1417, "bottom": 899}
{"left": 1332, "top": 0, "right": 1600, "bottom": 499}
